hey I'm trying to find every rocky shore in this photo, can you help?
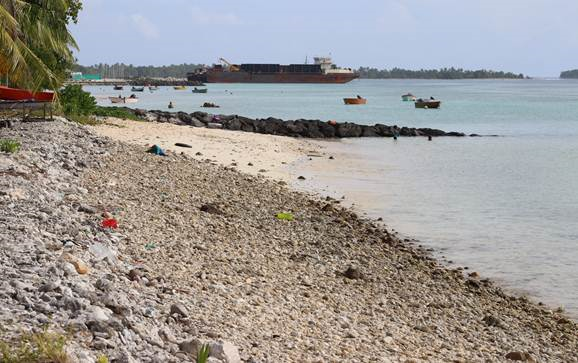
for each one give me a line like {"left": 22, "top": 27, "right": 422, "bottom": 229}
{"left": 1, "top": 119, "right": 577, "bottom": 362}
{"left": 120, "top": 108, "right": 470, "bottom": 139}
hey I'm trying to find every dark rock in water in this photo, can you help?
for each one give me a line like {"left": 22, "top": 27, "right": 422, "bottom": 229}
{"left": 190, "top": 117, "right": 205, "bottom": 128}
{"left": 344, "top": 266, "right": 363, "bottom": 280}
{"left": 361, "top": 125, "right": 379, "bottom": 137}
{"left": 417, "top": 128, "right": 447, "bottom": 137}
{"left": 200, "top": 203, "right": 224, "bottom": 215}
{"left": 134, "top": 108, "right": 467, "bottom": 139}
{"left": 297, "top": 176, "right": 306, "bottom": 180}
{"left": 177, "top": 112, "right": 192, "bottom": 124}
{"left": 470, "top": 133, "right": 481, "bottom": 137}
{"left": 175, "top": 143, "right": 192, "bottom": 148}
{"left": 336, "top": 123, "right": 362, "bottom": 137}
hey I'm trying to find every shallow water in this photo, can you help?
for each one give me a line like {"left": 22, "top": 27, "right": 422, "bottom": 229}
{"left": 86, "top": 79, "right": 578, "bottom": 315}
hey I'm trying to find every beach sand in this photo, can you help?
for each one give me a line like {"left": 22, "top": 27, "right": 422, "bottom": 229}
{"left": 90, "top": 118, "right": 326, "bottom": 182}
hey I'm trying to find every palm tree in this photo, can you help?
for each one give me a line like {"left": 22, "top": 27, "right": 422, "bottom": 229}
{"left": 0, "top": 0, "right": 79, "bottom": 90}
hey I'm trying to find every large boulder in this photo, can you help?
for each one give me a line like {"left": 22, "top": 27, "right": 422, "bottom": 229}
{"left": 361, "top": 125, "right": 379, "bottom": 137}
{"left": 336, "top": 122, "right": 363, "bottom": 138}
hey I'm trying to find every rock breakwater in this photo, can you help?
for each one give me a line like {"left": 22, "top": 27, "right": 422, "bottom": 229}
{"left": 124, "top": 108, "right": 468, "bottom": 139}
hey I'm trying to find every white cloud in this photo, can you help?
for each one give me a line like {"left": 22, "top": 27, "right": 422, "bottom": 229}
{"left": 190, "top": 6, "right": 241, "bottom": 26}
{"left": 130, "top": 13, "right": 160, "bottom": 39}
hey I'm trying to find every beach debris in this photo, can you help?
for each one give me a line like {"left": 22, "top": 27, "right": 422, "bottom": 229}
{"left": 344, "top": 266, "right": 363, "bottom": 280}
{"left": 505, "top": 351, "right": 534, "bottom": 361}
{"left": 147, "top": 144, "right": 166, "bottom": 156}
{"left": 128, "top": 269, "right": 142, "bottom": 281}
{"left": 144, "top": 242, "right": 157, "bottom": 250}
{"left": 101, "top": 218, "right": 118, "bottom": 229}
{"left": 175, "top": 142, "right": 192, "bottom": 148}
{"left": 275, "top": 212, "right": 294, "bottom": 221}
{"left": 195, "top": 151, "right": 203, "bottom": 156}
{"left": 200, "top": 203, "right": 224, "bottom": 215}
{"left": 62, "top": 253, "right": 89, "bottom": 275}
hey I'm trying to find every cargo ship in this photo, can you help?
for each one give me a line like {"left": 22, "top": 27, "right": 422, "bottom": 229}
{"left": 187, "top": 57, "right": 358, "bottom": 84}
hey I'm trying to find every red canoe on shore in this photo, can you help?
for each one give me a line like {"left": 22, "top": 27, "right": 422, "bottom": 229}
{"left": 0, "top": 86, "right": 55, "bottom": 102}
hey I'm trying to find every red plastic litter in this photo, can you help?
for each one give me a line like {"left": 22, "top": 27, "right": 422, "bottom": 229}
{"left": 101, "top": 218, "right": 118, "bottom": 229}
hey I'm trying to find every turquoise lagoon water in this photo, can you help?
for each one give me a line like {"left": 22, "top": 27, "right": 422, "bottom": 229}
{"left": 86, "top": 79, "right": 578, "bottom": 315}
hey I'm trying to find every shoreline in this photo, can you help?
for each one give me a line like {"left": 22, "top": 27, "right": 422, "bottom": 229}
{"left": 1, "top": 118, "right": 577, "bottom": 362}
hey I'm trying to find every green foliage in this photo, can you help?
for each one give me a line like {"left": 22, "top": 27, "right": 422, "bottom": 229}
{"left": 0, "top": 0, "right": 81, "bottom": 90}
{"left": 357, "top": 67, "right": 525, "bottom": 79}
{"left": 59, "top": 85, "right": 96, "bottom": 116}
{"left": 0, "top": 139, "right": 21, "bottom": 153}
{"left": 93, "top": 106, "right": 141, "bottom": 121}
{"left": 196, "top": 344, "right": 210, "bottom": 363}
{"left": 73, "top": 63, "right": 204, "bottom": 79}
{"left": 560, "top": 69, "right": 578, "bottom": 79}
{"left": 0, "top": 330, "right": 69, "bottom": 363}
{"left": 96, "top": 355, "right": 109, "bottom": 363}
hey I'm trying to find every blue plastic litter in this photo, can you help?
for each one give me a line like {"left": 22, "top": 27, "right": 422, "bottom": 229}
{"left": 147, "top": 145, "right": 166, "bottom": 156}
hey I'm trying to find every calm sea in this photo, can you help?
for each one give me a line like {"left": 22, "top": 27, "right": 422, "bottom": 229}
{"left": 86, "top": 79, "right": 578, "bottom": 315}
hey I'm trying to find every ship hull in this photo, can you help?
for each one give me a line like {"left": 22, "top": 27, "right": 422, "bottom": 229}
{"left": 190, "top": 71, "right": 357, "bottom": 84}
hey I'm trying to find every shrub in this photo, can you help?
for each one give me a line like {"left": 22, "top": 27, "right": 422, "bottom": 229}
{"left": 0, "top": 139, "right": 21, "bottom": 153}
{"left": 0, "top": 330, "right": 69, "bottom": 363}
{"left": 93, "top": 106, "right": 141, "bottom": 121}
{"left": 59, "top": 85, "right": 96, "bottom": 116}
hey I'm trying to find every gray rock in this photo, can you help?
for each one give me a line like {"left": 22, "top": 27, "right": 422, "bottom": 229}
{"left": 170, "top": 303, "right": 188, "bottom": 317}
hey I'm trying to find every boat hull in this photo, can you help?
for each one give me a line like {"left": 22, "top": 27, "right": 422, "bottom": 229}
{"left": 343, "top": 98, "right": 367, "bottom": 105}
{"left": 191, "top": 71, "right": 358, "bottom": 84}
{"left": 415, "top": 100, "right": 441, "bottom": 109}
{"left": 0, "top": 86, "right": 55, "bottom": 102}
{"left": 192, "top": 89, "right": 208, "bottom": 93}
{"left": 402, "top": 95, "right": 416, "bottom": 102}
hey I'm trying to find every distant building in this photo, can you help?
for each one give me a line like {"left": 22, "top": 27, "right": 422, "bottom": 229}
{"left": 71, "top": 72, "right": 102, "bottom": 81}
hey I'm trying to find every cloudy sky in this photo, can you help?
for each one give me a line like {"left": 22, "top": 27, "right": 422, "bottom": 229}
{"left": 71, "top": 0, "right": 578, "bottom": 77}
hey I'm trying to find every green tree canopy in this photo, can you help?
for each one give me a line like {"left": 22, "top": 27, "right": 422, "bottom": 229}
{"left": 0, "top": 0, "right": 81, "bottom": 90}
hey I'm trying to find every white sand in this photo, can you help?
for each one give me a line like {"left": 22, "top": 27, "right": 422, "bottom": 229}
{"left": 89, "top": 118, "right": 327, "bottom": 182}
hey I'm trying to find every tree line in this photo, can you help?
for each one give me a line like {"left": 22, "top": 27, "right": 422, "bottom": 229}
{"left": 72, "top": 63, "right": 203, "bottom": 79}
{"left": 73, "top": 63, "right": 526, "bottom": 80}
{"left": 560, "top": 70, "right": 578, "bottom": 79}
{"left": 357, "top": 67, "right": 525, "bottom": 79}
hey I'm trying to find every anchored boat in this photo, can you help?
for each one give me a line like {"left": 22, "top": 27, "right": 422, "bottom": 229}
{"left": 173, "top": 86, "right": 187, "bottom": 90}
{"left": 343, "top": 96, "right": 367, "bottom": 105}
{"left": 402, "top": 93, "right": 416, "bottom": 102}
{"left": 131, "top": 86, "right": 144, "bottom": 92}
{"left": 192, "top": 87, "right": 208, "bottom": 93}
{"left": 415, "top": 98, "right": 441, "bottom": 109}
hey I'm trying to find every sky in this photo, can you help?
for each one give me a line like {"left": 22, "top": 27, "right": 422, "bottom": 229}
{"left": 71, "top": 0, "right": 578, "bottom": 77}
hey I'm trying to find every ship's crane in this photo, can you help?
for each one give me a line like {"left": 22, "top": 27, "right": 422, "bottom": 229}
{"left": 219, "top": 58, "right": 239, "bottom": 72}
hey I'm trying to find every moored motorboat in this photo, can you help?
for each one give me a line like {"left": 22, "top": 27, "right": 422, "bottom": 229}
{"left": 131, "top": 86, "right": 144, "bottom": 92}
{"left": 343, "top": 95, "right": 367, "bottom": 105}
{"left": 415, "top": 98, "right": 441, "bottom": 109}
{"left": 148, "top": 86, "right": 159, "bottom": 91}
{"left": 113, "top": 85, "right": 124, "bottom": 90}
{"left": 173, "top": 85, "right": 187, "bottom": 90}
{"left": 0, "top": 86, "right": 55, "bottom": 102}
{"left": 109, "top": 95, "right": 138, "bottom": 104}
{"left": 402, "top": 93, "right": 416, "bottom": 102}
{"left": 192, "top": 87, "right": 208, "bottom": 93}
